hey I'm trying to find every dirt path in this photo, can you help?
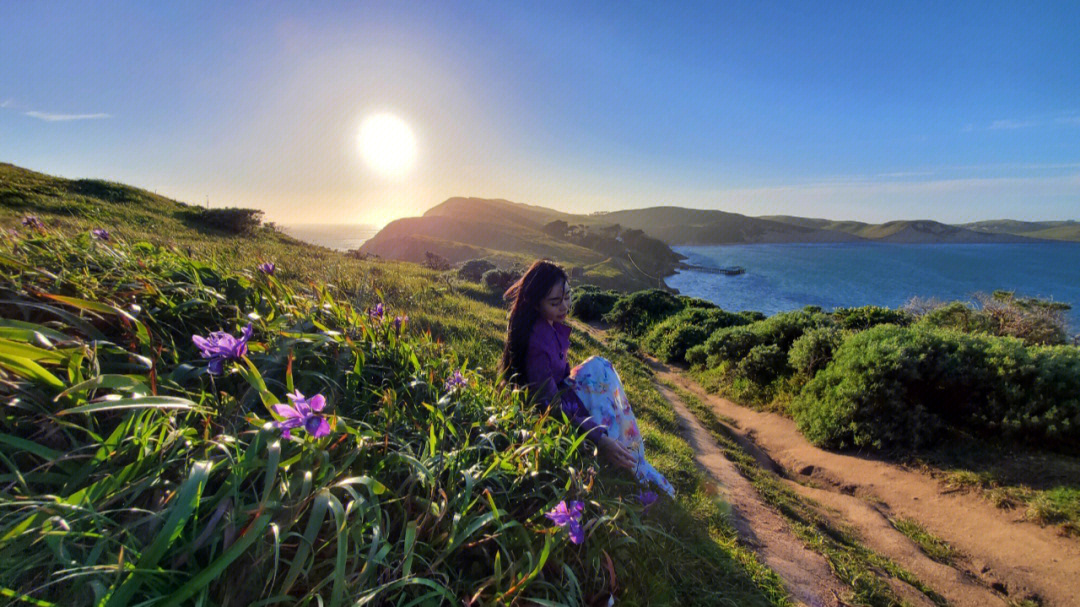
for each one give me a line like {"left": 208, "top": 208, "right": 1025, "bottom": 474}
{"left": 653, "top": 381, "right": 846, "bottom": 607}
{"left": 650, "top": 359, "right": 1080, "bottom": 607}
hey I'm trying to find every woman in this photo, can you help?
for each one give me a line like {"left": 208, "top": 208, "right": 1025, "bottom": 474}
{"left": 498, "top": 259, "right": 675, "bottom": 496}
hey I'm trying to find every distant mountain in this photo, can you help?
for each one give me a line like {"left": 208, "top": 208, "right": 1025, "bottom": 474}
{"left": 960, "top": 219, "right": 1080, "bottom": 242}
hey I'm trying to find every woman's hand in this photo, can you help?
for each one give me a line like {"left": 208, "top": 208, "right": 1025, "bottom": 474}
{"left": 597, "top": 435, "right": 637, "bottom": 471}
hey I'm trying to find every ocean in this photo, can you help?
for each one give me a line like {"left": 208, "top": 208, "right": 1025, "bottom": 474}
{"left": 279, "top": 224, "right": 379, "bottom": 251}
{"left": 667, "top": 242, "right": 1080, "bottom": 331}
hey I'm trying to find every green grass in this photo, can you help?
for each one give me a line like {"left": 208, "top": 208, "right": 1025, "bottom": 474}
{"left": 889, "top": 518, "right": 957, "bottom": 564}
{"left": 932, "top": 459, "right": 1080, "bottom": 537}
{"left": 0, "top": 167, "right": 800, "bottom": 605}
{"left": 661, "top": 380, "right": 948, "bottom": 607}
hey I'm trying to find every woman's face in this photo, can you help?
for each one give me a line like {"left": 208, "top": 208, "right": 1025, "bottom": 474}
{"left": 537, "top": 279, "right": 571, "bottom": 324}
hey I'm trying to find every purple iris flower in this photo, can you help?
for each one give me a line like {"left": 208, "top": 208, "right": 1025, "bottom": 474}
{"left": 368, "top": 302, "right": 384, "bottom": 320}
{"left": 91, "top": 228, "right": 110, "bottom": 241}
{"left": 392, "top": 315, "right": 408, "bottom": 333}
{"left": 444, "top": 370, "right": 467, "bottom": 391}
{"left": 21, "top": 216, "right": 44, "bottom": 229}
{"left": 273, "top": 390, "right": 330, "bottom": 439}
{"left": 191, "top": 323, "right": 253, "bottom": 374}
{"left": 257, "top": 262, "right": 275, "bottom": 275}
{"left": 636, "top": 490, "right": 659, "bottom": 512}
{"left": 545, "top": 500, "right": 585, "bottom": 544}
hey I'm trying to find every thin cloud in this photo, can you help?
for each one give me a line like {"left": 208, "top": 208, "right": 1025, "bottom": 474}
{"left": 0, "top": 98, "right": 13, "bottom": 109}
{"left": 25, "top": 110, "right": 111, "bottom": 122}
{"left": 987, "top": 119, "right": 1037, "bottom": 130}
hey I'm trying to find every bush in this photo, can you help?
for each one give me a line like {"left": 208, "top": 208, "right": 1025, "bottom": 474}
{"left": 913, "top": 294, "right": 1069, "bottom": 346}
{"left": 792, "top": 325, "right": 1080, "bottom": 451}
{"left": 685, "top": 344, "right": 709, "bottom": 367}
{"left": 735, "top": 344, "right": 788, "bottom": 385}
{"left": 571, "top": 286, "right": 621, "bottom": 322}
{"left": 602, "top": 289, "right": 684, "bottom": 336}
{"left": 703, "top": 309, "right": 834, "bottom": 365}
{"left": 788, "top": 326, "right": 843, "bottom": 376}
{"left": 193, "top": 207, "right": 264, "bottom": 234}
{"left": 832, "top": 305, "right": 913, "bottom": 331}
{"left": 457, "top": 258, "right": 496, "bottom": 282}
{"left": 645, "top": 307, "right": 751, "bottom": 363}
{"left": 917, "top": 301, "right": 995, "bottom": 334}
{"left": 482, "top": 268, "right": 520, "bottom": 292}
{"left": 423, "top": 250, "right": 451, "bottom": 271}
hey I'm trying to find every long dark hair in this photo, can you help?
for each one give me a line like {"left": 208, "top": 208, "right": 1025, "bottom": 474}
{"left": 498, "top": 259, "right": 569, "bottom": 389}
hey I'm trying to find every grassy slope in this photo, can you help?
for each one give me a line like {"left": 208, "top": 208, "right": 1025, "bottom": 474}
{"left": 0, "top": 163, "right": 793, "bottom": 606}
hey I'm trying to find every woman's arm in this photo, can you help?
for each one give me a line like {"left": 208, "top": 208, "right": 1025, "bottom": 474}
{"left": 525, "top": 344, "right": 605, "bottom": 441}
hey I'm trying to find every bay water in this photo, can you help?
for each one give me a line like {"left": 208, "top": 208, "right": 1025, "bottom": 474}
{"left": 280, "top": 224, "right": 379, "bottom": 251}
{"left": 667, "top": 242, "right": 1080, "bottom": 331}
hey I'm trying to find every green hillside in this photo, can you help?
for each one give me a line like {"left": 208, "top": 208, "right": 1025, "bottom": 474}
{"left": 361, "top": 198, "right": 684, "bottom": 292}
{"left": 0, "top": 163, "right": 795, "bottom": 606}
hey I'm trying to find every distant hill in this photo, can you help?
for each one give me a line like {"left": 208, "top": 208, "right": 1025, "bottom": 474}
{"left": 960, "top": 219, "right": 1080, "bottom": 242}
{"left": 589, "top": 207, "right": 864, "bottom": 244}
{"left": 763, "top": 216, "right": 1058, "bottom": 243}
{"left": 361, "top": 197, "right": 685, "bottom": 292}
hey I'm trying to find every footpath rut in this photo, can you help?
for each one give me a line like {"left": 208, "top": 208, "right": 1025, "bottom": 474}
{"left": 648, "top": 358, "right": 1080, "bottom": 607}
{"left": 653, "top": 381, "right": 845, "bottom": 607}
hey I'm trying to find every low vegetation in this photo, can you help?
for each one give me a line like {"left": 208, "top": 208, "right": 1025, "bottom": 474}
{"left": 0, "top": 181, "right": 794, "bottom": 605}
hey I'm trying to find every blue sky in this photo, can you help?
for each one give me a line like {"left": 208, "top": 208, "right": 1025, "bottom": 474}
{"left": 2, "top": 1, "right": 1078, "bottom": 225}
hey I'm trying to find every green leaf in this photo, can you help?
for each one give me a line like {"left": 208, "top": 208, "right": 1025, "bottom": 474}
{"left": 57, "top": 396, "right": 199, "bottom": 416}
{"left": 0, "top": 352, "right": 64, "bottom": 389}
{"left": 105, "top": 461, "right": 211, "bottom": 607}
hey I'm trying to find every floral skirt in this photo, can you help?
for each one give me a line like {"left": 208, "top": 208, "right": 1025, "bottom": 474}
{"left": 568, "top": 355, "right": 675, "bottom": 496}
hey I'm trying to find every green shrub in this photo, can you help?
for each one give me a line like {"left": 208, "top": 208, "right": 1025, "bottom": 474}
{"left": 735, "top": 344, "right": 788, "bottom": 385}
{"left": 788, "top": 327, "right": 844, "bottom": 376}
{"left": 191, "top": 206, "right": 264, "bottom": 233}
{"left": 481, "top": 268, "right": 519, "bottom": 292}
{"left": 705, "top": 326, "right": 759, "bottom": 363}
{"left": 643, "top": 307, "right": 750, "bottom": 363}
{"left": 456, "top": 258, "right": 497, "bottom": 282}
{"left": 571, "top": 286, "right": 622, "bottom": 322}
{"left": 832, "top": 305, "right": 913, "bottom": 331}
{"left": 686, "top": 343, "right": 709, "bottom": 367}
{"left": 914, "top": 294, "right": 1069, "bottom": 346}
{"left": 703, "top": 309, "right": 834, "bottom": 364}
{"left": 917, "top": 301, "right": 996, "bottom": 334}
{"left": 739, "top": 311, "right": 767, "bottom": 323}
{"left": 792, "top": 325, "right": 1080, "bottom": 451}
{"left": 602, "top": 289, "right": 684, "bottom": 335}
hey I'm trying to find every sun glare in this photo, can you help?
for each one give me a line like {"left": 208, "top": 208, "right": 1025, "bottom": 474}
{"left": 358, "top": 113, "right": 417, "bottom": 178}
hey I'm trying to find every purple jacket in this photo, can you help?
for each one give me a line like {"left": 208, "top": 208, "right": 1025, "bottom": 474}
{"left": 525, "top": 318, "right": 603, "bottom": 441}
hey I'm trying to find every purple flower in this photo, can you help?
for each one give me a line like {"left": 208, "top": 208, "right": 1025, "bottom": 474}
{"left": 368, "top": 302, "right": 384, "bottom": 320}
{"left": 191, "top": 323, "right": 253, "bottom": 374}
{"left": 392, "top": 315, "right": 408, "bottom": 333}
{"left": 636, "top": 490, "right": 659, "bottom": 513}
{"left": 257, "top": 262, "right": 275, "bottom": 275}
{"left": 91, "top": 228, "right": 110, "bottom": 241}
{"left": 21, "top": 216, "right": 43, "bottom": 229}
{"left": 545, "top": 500, "right": 585, "bottom": 544}
{"left": 273, "top": 390, "right": 330, "bottom": 439}
{"left": 444, "top": 370, "right": 467, "bottom": 391}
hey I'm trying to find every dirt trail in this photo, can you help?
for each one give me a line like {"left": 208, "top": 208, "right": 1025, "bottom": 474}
{"left": 653, "top": 381, "right": 846, "bottom": 607}
{"left": 650, "top": 359, "right": 1080, "bottom": 607}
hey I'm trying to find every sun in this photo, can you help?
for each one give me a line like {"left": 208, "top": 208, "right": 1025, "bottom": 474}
{"left": 358, "top": 113, "right": 417, "bottom": 178}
